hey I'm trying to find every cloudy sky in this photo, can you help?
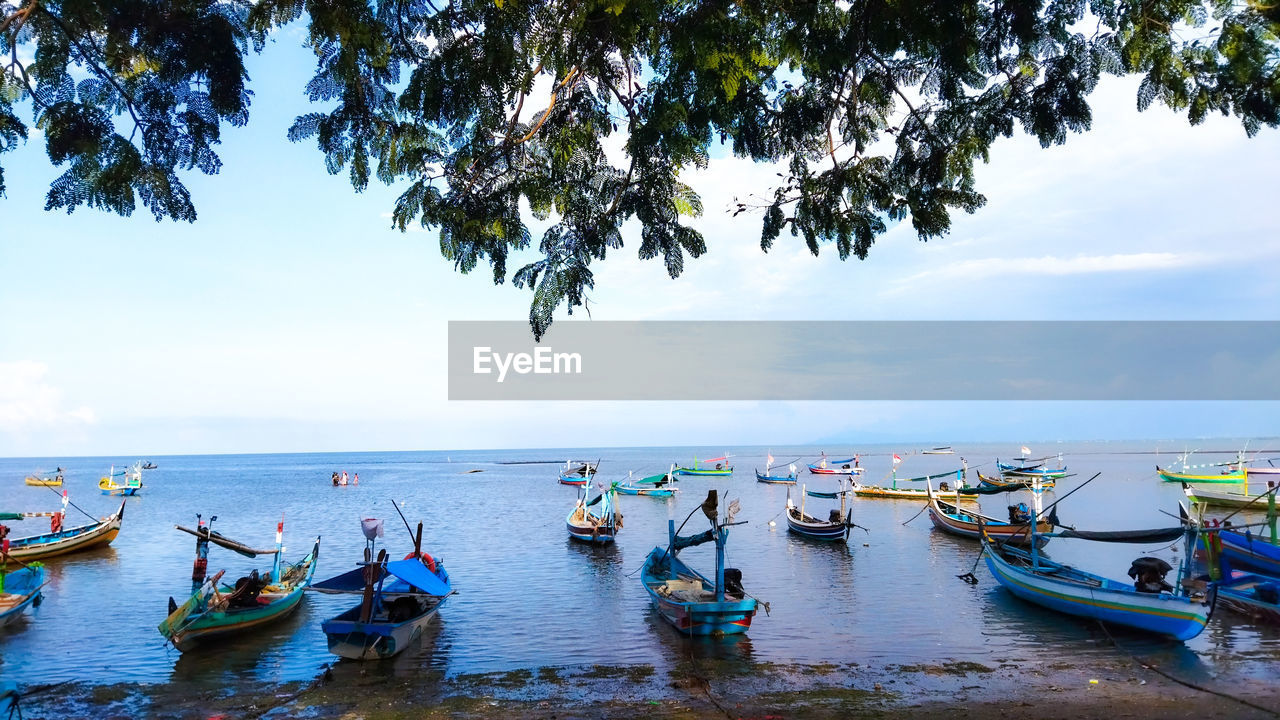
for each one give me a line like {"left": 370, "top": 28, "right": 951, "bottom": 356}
{"left": 2, "top": 33, "right": 1278, "bottom": 457}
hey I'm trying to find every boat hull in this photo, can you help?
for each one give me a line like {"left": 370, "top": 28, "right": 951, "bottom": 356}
{"left": 566, "top": 521, "right": 617, "bottom": 543}
{"left": 673, "top": 467, "right": 733, "bottom": 476}
{"left": 616, "top": 485, "right": 675, "bottom": 497}
{"left": 322, "top": 597, "right": 446, "bottom": 660}
{"left": 23, "top": 478, "right": 62, "bottom": 487}
{"left": 1218, "top": 573, "right": 1280, "bottom": 625}
{"left": 984, "top": 542, "right": 1213, "bottom": 641}
{"left": 807, "top": 466, "right": 864, "bottom": 476}
{"left": 1158, "top": 467, "right": 1247, "bottom": 484}
{"left": 1219, "top": 530, "right": 1280, "bottom": 576}
{"left": 6, "top": 502, "right": 126, "bottom": 561}
{"left": 754, "top": 469, "right": 796, "bottom": 485}
{"left": 1182, "top": 484, "right": 1269, "bottom": 509}
{"left": 853, "top": 484, "right": 977, "bottom": 501}
{"left": 926, "top": 496, "right": 1050, "bottom": 546}
{"left": 0, "top": 565, "right": 45, "bottom": 627}
{"left": 785, "top": 511, "right": 847, "bottom": 541}
{"left": 641, "top": 548, "right": 755, "bottom": 637}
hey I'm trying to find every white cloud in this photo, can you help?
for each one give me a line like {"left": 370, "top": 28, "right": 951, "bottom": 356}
{"left": 0, "top": 361, "right": 97, "bottom": 432}
{"left": 893, "top": 252, "right": 1208, "bottom": 287}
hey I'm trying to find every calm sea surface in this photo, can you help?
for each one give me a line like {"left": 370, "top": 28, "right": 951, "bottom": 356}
{"left": 2, "top": 442, "right": 1279, "bottom": 689}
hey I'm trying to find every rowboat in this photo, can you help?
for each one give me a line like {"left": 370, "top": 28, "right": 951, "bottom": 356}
{"left": 785, "top": 485, "right": 857, "bottom": 541}
{"left": 99, "top": 463, "right": 143, "bottom": 496}
{"left": 158, "top": 515, "right": 319, "bottom": 651}
{"left": 312, "top": 516, "right": 453, "bottom": 660}
{"left": 23, "top": 475, "right": 62, "bottom": 487}
{"left": 673, "top": 455, "right": 732, "bottom": 476}
{"left": 982, "top": 526, "right": 1214, "bottom": 641}
{"left": 807, "top": 453, "right": 863, "bottom": 476}
{"left": 0, "top": 563, "right": 46, "bottom": 627}
{"left": 566, "top": 482, "right": 621, "bottom": 543}
{"left": 641, "top": 490, "right": 756, "bottom": 636}
{"left": 2, "top": 501, "right": 126, "bottom": 561}
{"left": 925, "top": 483, "right": 1051, "bottom": 546}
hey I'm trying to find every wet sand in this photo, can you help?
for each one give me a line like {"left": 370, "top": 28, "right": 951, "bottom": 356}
{"left": 20, "top": 655, "right": 1280, "bottom": 719}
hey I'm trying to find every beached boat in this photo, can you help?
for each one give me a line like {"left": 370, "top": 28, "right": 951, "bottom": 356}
{"left": 807, "top": 453, "right": 863, "bottom": 476}
{"left": 785, "top": 485, "right": 857, "bottom": 541}
{"left": 99, "top": 463, "right": 143, "bottom": 496}
{"left": 982, "top": 526, "right": 1213, "bottom": 641}
{"left": 673, "top": 455, "right": 733, "bottom": 476}
{"left": 23, "top": 474, "right": 62, "bottom": 487}
{"left": 925, "top": 483, "right": 1051, "bottom": 546}
{"left": 566, "top": 482, "right": 621, "bottom": 543}
{"left": 312, "top": 518, "right": 453, "bottom": 660}
{"left": 158, "top": 515, "right": 319, "bottom": 651}
{"left": 0, "top": 563, "right": 46, "bottom": 627}
{"left": 641, "top": 490, "right": 756, "bottom": 636}
{"left": 2, "top": 500, "right": 126, "bottom": 561}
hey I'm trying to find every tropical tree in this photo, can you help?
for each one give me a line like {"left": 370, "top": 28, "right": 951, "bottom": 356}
{"left": 2, "top": 0, "right": 1277, "bottom": 336}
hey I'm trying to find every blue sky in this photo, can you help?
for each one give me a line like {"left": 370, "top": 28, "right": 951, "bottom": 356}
{"left": 2, "top": 34, "right": 1279, "bottom": 456}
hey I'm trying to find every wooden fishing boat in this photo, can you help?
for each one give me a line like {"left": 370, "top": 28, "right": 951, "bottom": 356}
{"left": 1158, "top": 466, "right": 1246, "bottom": 484}
{"left": 23, "top": 475, "right": 62, "bottom": 487}
{"left": 982, "top": 529, "right": 1214, "bottom": 641}
{"left": 922, "top": 447, "right": 955, "bottom": 455}
{"left": 2, "top": 501, "right": 126, "bottom": 561}
{"left": 0, "top": 563, "right": 46, "bottom": 627}
{"left": 1218, "top": 529, "right": 1280, "bottom": 576}
{"left": 755, "top": 469, "right": 796, "bottom": 485}
{"left": 1216, "top": 569, "right": 1280, "bottom": 624}
{"left": 618, "top": 468, "right": 678, "bottom": 496}
{"left": 853, "top": 466, "right": 977, "bottom": 500}
{"left": 312, "top": 517, "right": 453, "bottom": 660}
{"left": 158, "top": 515, "right": 319, "bottom": 651}
{"left": 558, "top": 460, "right": 597, "bottom": 485}
{"left": 1181, "top": 482, "right": 1276, "bottom": 510}
{"left": 925, "top": 483, "right": 1050, "bottom": 546}
{"left": 785, "top": 485, "right": 857, "bottom": 541}
{"left": 641, "top": 490, "right": 756, "bottom": 636}
{"left": 807, "top": 454, "right": 863, "bottom": 476}
{"left": 566, "top": 482, "right": 621, "bottom": 543}
{"left": 99, "top": 463, "right": 143, "bottom": 496}
{"left": 673, "top": 455, "right": 733, "bottom": 476}
{"left": 142, "top": 462, "right": 158, "bottom": 470}
{"left": 997, "top": 458, "right": 1068, "bottom": 479}
{"left": 977, "top": 469, "right": 1053, "bottom": 491}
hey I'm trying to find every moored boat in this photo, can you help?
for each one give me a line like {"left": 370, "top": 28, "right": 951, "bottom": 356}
{"left": 755, "top": 456, "right": 797, "bottom": 485}
{"left": 312, "top": 516, "right": 453, "bottom": 660}
{"left": 618, "top": 467, "right": 678, "bottom": 497}
{"left": 925, "top": 482, "right": 1051, "bottom": 546}
{"left": 23, "top": 473, "right": 63, "bottom": 487}
{"left": 977, "top": 469, "right": 1053, "bottom": 491}
{"left": 853, "top": 464, "right": 977, "bottom": 500}
{"left": 567, "top": 481, "right": 621, "bottom": 543}
{"left": 1158, "top": 466, "right": 1247, "bottom": 484}
{"left": 1216, "top": 569, "right": 1280, "bottom": 624}
{"left": 158, "top": 515, "right": 319, "bottom": 651}
{"left": 99, "top": 463, "right": 143, "bottom": 496}
{"left": 641, "top": 490, "right": 756, "bottom": 636}
{"left": 807, "top": 453, "right": 863, "bottom": 476}
{"left": 558, "top": 460, "right": 597, "bottom": 485}
{"left": 785, "top": 484, "right": 858, "bottom": 541}
{"left": 1, "top": 499, "right": 126, "bottom": 561}
{"left": 0, "top": 563, "right": 46, "bottom": 627}
{"left": 997, "top": 455, "right": 1068, "bottom": 479}
{"left": 673, "top": 455, "right": 733, "bottom": 476}
{"left": 1182, "top": 482, "right": 1276, "bottom": 510}
{"left": 1218, "top": 528, "right": 1280, "bottom": 576}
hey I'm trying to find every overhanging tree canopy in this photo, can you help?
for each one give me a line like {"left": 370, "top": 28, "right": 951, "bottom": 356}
{"left": 2, "top": 0, "right": 1277, "bottom": 336}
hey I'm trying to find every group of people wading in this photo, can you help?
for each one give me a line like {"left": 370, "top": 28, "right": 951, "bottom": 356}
{"left": 331, "top": 471, "right": 358, "bottom": 486}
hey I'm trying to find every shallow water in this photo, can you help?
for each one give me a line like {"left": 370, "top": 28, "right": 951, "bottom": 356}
{"left": 2, "top": 442, "right": 1278, "bottom": 688}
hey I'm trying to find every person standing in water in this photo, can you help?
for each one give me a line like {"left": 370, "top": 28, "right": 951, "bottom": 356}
{"left": 353, "top": 473, "right": 359, "bottom": 485}
{"left": 341, "top": 471, "right": 348, "bottom": 486}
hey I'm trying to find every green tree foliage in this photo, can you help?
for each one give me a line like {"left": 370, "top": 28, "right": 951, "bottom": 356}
{"left": 3, "top": 0, "right": 1277, "bottom": 336}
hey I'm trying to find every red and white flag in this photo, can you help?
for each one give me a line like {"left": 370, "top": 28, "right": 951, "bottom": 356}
{"left": 767, "top": 453, "right": 774, "bottom": 466}
{"left": 1021, "top": 446, "right": 1031, "bottom": 456}
{"left": 892, "top": 454, "right": 902, "bottom": 465}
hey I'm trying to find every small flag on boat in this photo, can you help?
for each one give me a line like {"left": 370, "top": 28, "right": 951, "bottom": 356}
{"left": 360, "top": 517, "right": 384, "bottom": 540}
{"left": 767, "top": 453, "right": 774, "bottom": 466}
{"left": 893, "top": 454, "right": 902, "bottom": 464}
{"left": 1021, "top": 446, "right": 1031, "bottom": 456}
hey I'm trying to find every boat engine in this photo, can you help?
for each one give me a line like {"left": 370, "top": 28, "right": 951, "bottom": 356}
{"left": 1007, "top": 503, "right": 1031, "bottom": 524}
{"left": 1128, "top": 557, "right": 1174, "bottom": 594}
{"left": 229, "top": 570, "right": 268, "bottom": 608}
{"left": 724, "top": 568, "right": 745, "bottom": 597}
{"left": 828, "top": 509, "right": 844, "bottom": 524}
{"left": 939, "top": 482, "right": 951, "bottom": 492}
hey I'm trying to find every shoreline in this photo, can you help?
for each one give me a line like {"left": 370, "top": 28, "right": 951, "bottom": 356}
{"left": 20, "top": 656, "right": 1280, "bottom": 719}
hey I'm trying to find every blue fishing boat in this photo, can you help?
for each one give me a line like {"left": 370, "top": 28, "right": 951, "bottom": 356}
{"left": 981, "top": 484, "right": 1214, "bottom": 641}
{"left": 997, "top": 455, "right": 1068, "bottom": 480}
{"left": 312, "top": 516, "right": 453, "bottom": 660}
{"left": 641, "top": 490, "right": 756, "bottom": 637}
{"left": 785, "top": 484, "right": 858, "bottom": 541}
{"left": 558, "top": 460, "right": 597, "bottom": 486}
{"left": 99, "top": 463, "right": 143, "bottom": 496}
{"left": 0, "top": 563, "right": 46, "bottom": 627}
{"left": 566, "top": 481, "right": 621, "bottom": 543}
{"left": 1218, "top": 528, "right": 1280, "bottom": 576}
{"left": 2, "top": 500, "right": 126, "bottom": 562}
{"left": 1216, "top": 549, "right": 1280, "bottom": 625}
{"left": 617, "top": 468, "right": 678, "bottom": 497}
{"left": 755, "top": 455, "right": 797, "bottom": 485}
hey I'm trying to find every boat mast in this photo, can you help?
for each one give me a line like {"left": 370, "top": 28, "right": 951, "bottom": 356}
{"left": 714, "top": 505, "right": 726, "bottom": 602}
{"left": 1030, "top": 475, "right": 1043, "bottom": 570}
{"left": 191, "top": 515, "right": 212, "bottom": 597}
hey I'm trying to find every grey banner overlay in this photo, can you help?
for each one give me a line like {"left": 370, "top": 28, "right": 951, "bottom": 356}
{"left": 448, "top": 321, "right": 1280, "bottom": 401}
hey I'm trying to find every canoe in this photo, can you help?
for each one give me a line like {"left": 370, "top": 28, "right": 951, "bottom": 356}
{"left": 926, "top": 486, "right": 1050, "bottom": 546}
{"left": 1158, "top": 466, "right": 1247, "bottom": 484}
{"left": 0, "top": 564, "right": 46, "bottom": 627}
{"left": 3, "top": 502, "right": 126, "bottom": 561}
{"left": 754, "top": 469, "right": 796, "bottom": 485}
{"left": 158, "top": 538, "right": 320, "bottom": 651}
{"left": 1219, "top": 529, "right": 1280, "bottom": 576}
{"left": 641, "top": 547, "right": 755, "bottom": 637}
{"left": 982, "top": 533, "right": 1215, "bottom": 641}
{"left": 23, "top": 477, "right": 62, "bottom": 487}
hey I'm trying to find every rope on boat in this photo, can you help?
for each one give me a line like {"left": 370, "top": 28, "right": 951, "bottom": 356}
{"left": 1094, "top": 620, "right": 1280, "bottom": 718}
